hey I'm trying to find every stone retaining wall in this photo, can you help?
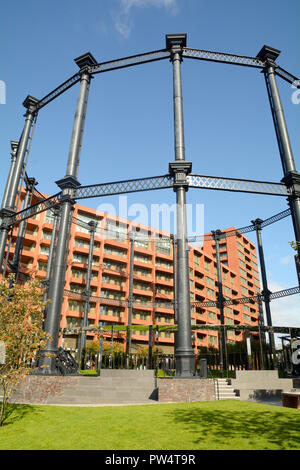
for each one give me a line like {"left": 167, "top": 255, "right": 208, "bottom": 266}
{"left": 158, "top": 378, "right": 215, "bottom": 402}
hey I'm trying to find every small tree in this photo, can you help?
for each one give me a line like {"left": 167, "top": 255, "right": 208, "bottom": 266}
{"left": 0, "top": 275, "right": 51, "bottom": 426}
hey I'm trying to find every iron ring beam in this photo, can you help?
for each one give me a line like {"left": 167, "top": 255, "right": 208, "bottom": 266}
{"left": 31, "top": 50, "right": 170, "bottom": 112}
{"left": 74, "top": 174, "right": 174, "bottom": 200}
{"left": 7, "top": 192, "right": 62, "bottom": 227}
{"left": 34, "top": 73, "right": 81, "bottom": 112}
{"left": 6, "top": 188, "right": 291, "bottom": 234}
{"left": 26, "top": 51, "right": 300, "bottom": 114}
{"left": 189, "top": 208, "right": 291, "bottom": 242}
{"left": 192, "top": 285, "right": 300, "bottom": 308}
{"left": 63, "top": 284, "right": 300, "bottom": 309}
{"left": 182, "top": 48, "right": 265, "bottom": 68}
{"left": 275, "top": 66, "right": 300, "bottom": 88}
{"left": 188, "top": 174, "right": 288, "bottom": 196}
{"left": 90, "top": 49, "right": 171, "bottom": 75}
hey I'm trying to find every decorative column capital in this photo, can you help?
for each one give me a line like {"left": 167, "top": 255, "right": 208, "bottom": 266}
{"left": 74, "top": 52, "right": 98, "bottom": 74}
{"left": 256, "top": 45, "right": 281, "bottom": 67}
{"left": 211, "top": 229, "right": 225, "bottom": 242}
{"left": 10, "top": 140, "right": 19, "bottom": 158}
{"left": 25, "top": 176, "right": 38, "bottom": 192}
{"left": 22, "top": 95, "right": 39, "bottom": 115}
{"left": 251, "top": 218, "right": 264, "bottom": 229}
{"left": 169, "top": 161, "right": 192, "bottom": 190}
{"left": 87, "top": 220, "right": 97, "bottom": 233}
{"left": 56, "top": 175, "right": 81, "bottom": 190}
{"left": 166, "top": 33, "right": 187, "bottom": 61}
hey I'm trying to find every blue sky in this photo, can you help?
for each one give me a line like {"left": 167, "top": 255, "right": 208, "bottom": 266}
{"left": 1, "top": 0, "right": 299, "bottom": 326}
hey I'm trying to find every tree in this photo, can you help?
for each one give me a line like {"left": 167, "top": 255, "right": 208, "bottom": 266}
{"left": 0, "top": 275, "right": 51, "bottom": 426}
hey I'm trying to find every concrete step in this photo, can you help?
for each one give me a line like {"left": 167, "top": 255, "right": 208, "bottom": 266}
{"left": 215, "top": 379, "right": 240, "bottom": 400}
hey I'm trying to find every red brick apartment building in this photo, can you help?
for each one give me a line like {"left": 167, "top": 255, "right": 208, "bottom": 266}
{"left": 3, "top": 190, "right": 264, "bottom": 354}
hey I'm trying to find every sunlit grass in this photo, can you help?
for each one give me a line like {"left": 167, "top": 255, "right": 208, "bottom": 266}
{"left": 0, "top": 400, "right": 299, "bottom": 450}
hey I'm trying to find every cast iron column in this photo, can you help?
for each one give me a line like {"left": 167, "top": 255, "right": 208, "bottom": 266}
{"left": 42, "top": 205, "right": 61, "bottom": 324}
{"left": 167, "top": 33, "right": 195, "bottom": 377}
{"left": 212, "top": 230, "right": 227, "bottom": 374}
{"left": 126, "top": 232, "right": 135, "bottom": 358}
{"left": 258, "top": 45, "right": 300, "bottom": 263}
{"left": 79, "top": 220, "right": 97, "bottom": 359}
{"left": 0, "top": 97, "right": 38, "bottom": 272}
{"left": 9, "top": 177, "right": 37, "bottom": 285}
{"left": 251, "top": 218, "right": 275, "bottom": 355}
{"left": 1, "top": 141, "right": 19, "bottom": 211}
{"left": 37, "top": 52, "right": 97, "bottom": 374}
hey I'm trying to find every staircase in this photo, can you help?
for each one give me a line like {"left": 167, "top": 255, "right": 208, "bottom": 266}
{"left": 40, "top": 370, "right": 158, "bottom": 405}
{"left": 214, "top": 378, "right": 240, "bottom": 400}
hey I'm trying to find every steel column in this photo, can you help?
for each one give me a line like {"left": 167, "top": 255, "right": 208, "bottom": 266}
{"left": 252, "top": 218, "right": 275, "bottom": 355}
{"left": 167, "top": 33, "right": 195, "bottom": 378}
{"left": 36, "top": 54, "right": 97, "bottom": 374}
{"left": 258, "top": 45, "right": 300, "bottom": 261}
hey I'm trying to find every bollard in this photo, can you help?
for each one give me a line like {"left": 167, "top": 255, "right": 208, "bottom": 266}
{"left": 199, "top": 358, "right": 207, "bottom": 378}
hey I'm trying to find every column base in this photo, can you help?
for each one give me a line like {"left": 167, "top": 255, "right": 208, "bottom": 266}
{"left": 174, "top": 348, "right": 196, "bottom": 378}
{"left": 32, "top": 347, "right": 79, "bottom": 376}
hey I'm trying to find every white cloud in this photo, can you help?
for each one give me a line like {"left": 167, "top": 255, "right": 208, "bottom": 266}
{"left": 112, "top": 0, "right": 179, "bottom": 38}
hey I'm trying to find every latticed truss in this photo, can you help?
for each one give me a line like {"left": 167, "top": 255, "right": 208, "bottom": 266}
{"left": 187, "top": 174, "right": 289, "bottom": 196}
{"left": 74, "top": 174, "right": 173, "bottom": 200}
{"left": 182, "top": 47, "right": 265, "bottom": 68}
{"left": 90, "top": 49, "right": 171, "bottom": 75}
{"left": 30, "top": 44, "right": 300, "bottom": 114}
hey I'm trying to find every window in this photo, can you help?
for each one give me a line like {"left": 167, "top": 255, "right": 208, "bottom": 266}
{"left": 132, "top": 310, "right": 151, "bottom": 321}
{"left": 135, "top": 253, "right": 152, "bottom": 264}
{"left": 73, "top": 253, "right": 88, "bottom": 264}
{"left": 100, "top": 305, "right": 124, "bottom": 317}
{"left": 204, "top": 258, "right": 211, "bottom": 272}
{"left": 101, "top": 290, "right": 125, "bottom": 300}
{"left": 206, "top": 288, "right": 215, "bottom": 298}
{"left": 42, "top": 230, "right": 52, "bottom": 240}
{"left": 104, "top": 245, "right": 127, "bottom": 257}
{"left": 38, "top": 261, "right": 48, "bottom": 271}
{"left": 40, "top": 245, "right": 50, "bottom": 255}
{"left": 194, "top": 252, "right": 201, "bottom": 266}
{"left": 208, "top": 335, "right": 217, "bottom": 345}
{"left": 155, "top": 258, "right": 172, "bottom": 269}
{"left": 206, "top": 276, "right": 214, "bottom": 286}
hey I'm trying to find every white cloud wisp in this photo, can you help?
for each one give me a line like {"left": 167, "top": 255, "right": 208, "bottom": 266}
{"left": 113, "top": 0, "right": 178, "bottom": 38}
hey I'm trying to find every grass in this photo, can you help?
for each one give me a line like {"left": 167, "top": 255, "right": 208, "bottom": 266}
{"left": 0, "top": 400, "right": 299, "bottom": 450}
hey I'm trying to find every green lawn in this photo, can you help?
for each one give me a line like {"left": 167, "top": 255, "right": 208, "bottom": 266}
{"left": 0, "top": 400, "right": 299, "bottom": 450}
